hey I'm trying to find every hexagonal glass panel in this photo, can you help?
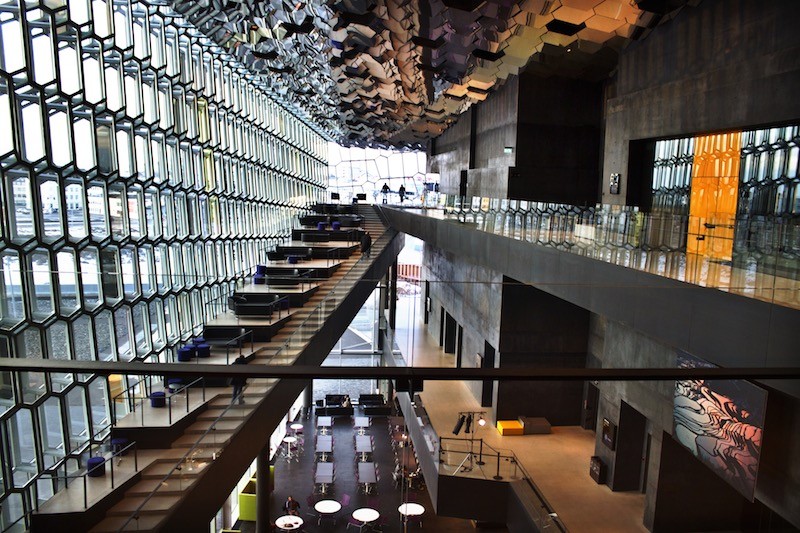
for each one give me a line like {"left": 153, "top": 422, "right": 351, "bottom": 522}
{"left": 5, "top": 168, "right": 36, "bottom": 243}
{"left": 71, "top": 314, "right": 95, "bottom": 363}
{"left": 65, "top": 385, "right": 88, "bottom": 453}
{"left": 27, "top": 249, "right": 55, "bottom": 322}
{"left": 79, "top": 246, "right": 103, "bottom": 310}
{"left": 1, "top": 249, "right": 26, "bottom": 328}
{"left": 55, "top": 250, "right": 80, "bottom": 316}
{"left": 87, "top": 376, "right": 110, "bottom": 439}
{"left": 7, "top": 407, "right": 38, "bottom": 487}
{"left": 39, "top": 396, "right": 65, "bottom": 468}
{"left": 94, "top": 310, "right": 115, "bottom": 362}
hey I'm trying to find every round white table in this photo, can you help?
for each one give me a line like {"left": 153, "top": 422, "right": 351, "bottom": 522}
{"left": 398, "top": 502, "right": 425, "bottom": 517}
{"left": 315, "top": 499, "right": 342, "bottom": 514}
{"left": 283, "top": 436, "right": 298, "bottom": 459}
{"left": 275, "top": 515, "right": 304, "bottom": 530}
{"left": 290, "top": 422, "right": 304, "bottom": 433}
{"left": 352, "top": 507, "right": 380, "bottom": 526}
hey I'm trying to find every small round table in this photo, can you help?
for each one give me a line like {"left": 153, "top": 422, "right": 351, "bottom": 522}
{"left": 352, "top": 507, "right": 380, "bottom": 527}
{"left": 398, "top": 502, "right": 425, "bottom": 517}
{"left": 275, "top": 515, "right": 304, "bottom": 530}
{"left": 290, "top": 422, "right": 304, "bottom": 434}
{"left": 314, "top": 499, "right": 342, "bottom": 524}
{"left": 283, "top": 436, "right": 298, "bottom": 459}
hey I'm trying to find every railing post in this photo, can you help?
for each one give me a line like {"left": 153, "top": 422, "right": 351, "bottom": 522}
{"left": 493, "top": 451, "right": 502, "bottom": 480}
{"left": 476, "top": 439, "right": 485, "bottom": 465}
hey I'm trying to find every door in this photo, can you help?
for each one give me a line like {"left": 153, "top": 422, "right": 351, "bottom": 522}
{"left": 481, "top": 341, "right": 496, "bottom": 407}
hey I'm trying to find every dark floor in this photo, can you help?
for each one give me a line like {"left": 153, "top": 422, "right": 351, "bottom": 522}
{"left": 236, "top": 409, "right": 480, "bottom": 532}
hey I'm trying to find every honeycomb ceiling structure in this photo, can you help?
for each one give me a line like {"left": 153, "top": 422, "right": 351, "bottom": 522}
{"left": 170, "top": 0, "right": 697, "bottom": 146}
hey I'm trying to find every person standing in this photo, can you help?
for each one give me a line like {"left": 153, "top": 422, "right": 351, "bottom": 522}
{"left": 381, "top": 182, "right": 390, "bottom": 204}
{"left": 398, "top": 184, "right": 406, "bottom": 203}
{"left": 231, "top": 354, "right": 247, "bottom": 404}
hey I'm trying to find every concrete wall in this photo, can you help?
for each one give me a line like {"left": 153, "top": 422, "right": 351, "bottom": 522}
{"left": 592, "top": 317, "right": 800, "bottom": 530}
{"left": 423, "top": 244, "right": 503, "bottom": 409}
{"left": 514, "top": 74, "right": 603, "bottom": 204}
{"left": 603, "top": 0, "right": 800, "bottom": 205}
{"left": 474, "top": 76, "right": 519, "bottom": 171}
{"left": 429, "top": 77, "right": 520, "bottom": 198}
{"left": 430, "top": 110, "right": 472, "bottom": 195}
{"left": 496, "top": 277, "right": 588, "bottom": 425}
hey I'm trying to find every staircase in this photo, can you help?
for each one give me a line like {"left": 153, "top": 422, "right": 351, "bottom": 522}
{"left": 82, "top": 206, "right": 396, "bottom": 532}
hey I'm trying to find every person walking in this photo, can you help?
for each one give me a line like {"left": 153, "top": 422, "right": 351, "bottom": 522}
{"left": 360, "top": 231, "right": 372, "bottom": 257}
{"left": 231, "top": 354, "right": 247, "bottom": 404}
{"left": 398, "top": 184, "right": 406, "bottom": 203}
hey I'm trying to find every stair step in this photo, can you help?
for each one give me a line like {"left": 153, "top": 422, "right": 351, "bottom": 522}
{"left": 106, "top": 494, "right": 181, "bottom": 515}
{"left": 124, "top": 478, "right": 192, "bottom": 496}
{"left": 90, "top": 513, "right": 165, "bottom": 532}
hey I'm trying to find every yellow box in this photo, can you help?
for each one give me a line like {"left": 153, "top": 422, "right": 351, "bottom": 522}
{"left": 496, "top": 420, "right": 524, "bottom": 436}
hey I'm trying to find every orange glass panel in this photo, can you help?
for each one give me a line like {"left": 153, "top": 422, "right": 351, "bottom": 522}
{"left": 687, "top": 132, "right": 741, "bottom": 261}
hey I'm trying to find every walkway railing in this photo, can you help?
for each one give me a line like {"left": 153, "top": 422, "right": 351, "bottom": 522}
{"left": 116, "top": 388, "right": 257, "bottom": 531}
{"left": 269, "top": 207, "right": 397, "bottom": 366}
{"left": 439, "top": 436, "right": 566, "bottom": 532}
{"left": 111, "top": 375, "right": 206, "bottom": 426}
{"left": 409, "top": 194, "right": 800, "bottom": 309}
{"left": 36, "top": 438, "right": 139, "bottom": 512}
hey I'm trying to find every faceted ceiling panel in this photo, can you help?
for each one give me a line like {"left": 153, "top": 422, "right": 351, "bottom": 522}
{"left": 170, "top": 0, "right": 697, "bottom": 146}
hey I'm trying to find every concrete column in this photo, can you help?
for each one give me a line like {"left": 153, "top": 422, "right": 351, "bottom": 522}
{"left": 303, "top": 383, "right": 313, "bottom": 418}
{"left": 389, "top": 260, "right": 398, "bottom": 329}
{"left": 256, "top": 445, "right": 271, "bottom": 533}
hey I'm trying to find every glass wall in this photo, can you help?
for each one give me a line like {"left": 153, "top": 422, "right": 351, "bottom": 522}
{"left": 0, "top": 0, "right": 328, "bottom": 529}
{"left": 327, "top": 143, "right": 437, "bottom": 205}
{"left": 650, "top": 125, "right": 800, "bottom": 278}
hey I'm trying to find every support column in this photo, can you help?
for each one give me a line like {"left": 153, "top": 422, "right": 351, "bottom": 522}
{"left": 303, "top": 383, "right": 313, "bottom": 419}
{"left": 256, "top": 445, "right": 271, "bottom": 533}
{"left": 389, "top": 260, "right": 398, "bottom": 330}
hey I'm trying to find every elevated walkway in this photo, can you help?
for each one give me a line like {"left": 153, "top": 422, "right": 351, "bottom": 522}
{"left": 31, "top": 205, "right": 403, "bottom": 533}
{"left": 380, "top": 205, "right": 800, "bottom": 399}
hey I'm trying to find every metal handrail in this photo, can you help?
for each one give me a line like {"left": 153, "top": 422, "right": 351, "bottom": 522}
{"left": 116, "top": 388, "right": 250, "bottom": 532}
{"left": 36, "top": 440, "right": 139, "bottom": 511}
{"left": 439, "top": 436, "right": 566, "bottom": 531}
{"left": 269, "top": 216, "right": 395, "bottom": 366}
{"left": 223, "top": 329, "right": 255, "bottom": 364}
{"left": 112, "top": 376, "right": 206, "bottom": 426}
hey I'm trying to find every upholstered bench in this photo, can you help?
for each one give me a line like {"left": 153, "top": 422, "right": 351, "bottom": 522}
{"left": 111, "top": 437, "right": 130, "bottom": 455}
{"left": 518, "top": 416, "right": 551, "bottom": 434}
{"left": 177, "top": 346, "right": 194, "bottom": 362}
{"left": 87, "top": 456, "right": 105, "bottom": 477}
{"left": 150, "top": 391, "right": 166, "bottom": 408}
{"left": 496, "top": 420, "right": 524, "bottom": 436}
{"left": 195, "top": 343, "right": 211, "bottom": 358}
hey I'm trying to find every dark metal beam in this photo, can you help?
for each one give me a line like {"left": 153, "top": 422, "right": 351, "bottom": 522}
{"left": 0, "top": 359, "right": 798, "bottom": 381}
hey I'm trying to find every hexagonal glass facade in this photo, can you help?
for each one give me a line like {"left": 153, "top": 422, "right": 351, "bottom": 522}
{"left": 0, "top": 1, "right": 328, "bottom": 528}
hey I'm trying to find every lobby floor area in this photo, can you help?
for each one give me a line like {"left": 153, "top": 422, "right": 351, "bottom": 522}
{"left": 393, "top": 295, "right": 648, "bottom": 533}
{"left": 236, "top": 412, "right": 487, "bottom": 532}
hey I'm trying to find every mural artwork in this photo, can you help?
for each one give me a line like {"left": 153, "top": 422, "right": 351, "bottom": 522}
{"left": 673, "top": 352, "right": 767, "bottom": 500}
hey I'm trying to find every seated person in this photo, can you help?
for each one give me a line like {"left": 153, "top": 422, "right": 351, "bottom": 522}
{"left": 283, "top": 495, "right": 300, "bottom": 516}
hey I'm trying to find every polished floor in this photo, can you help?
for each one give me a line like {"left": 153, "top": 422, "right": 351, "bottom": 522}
{"left": 236, "top": 413, "right": 485, "bottom": 532}
{"left": 393, "top": 296, "right": 648, "bottom": 533}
